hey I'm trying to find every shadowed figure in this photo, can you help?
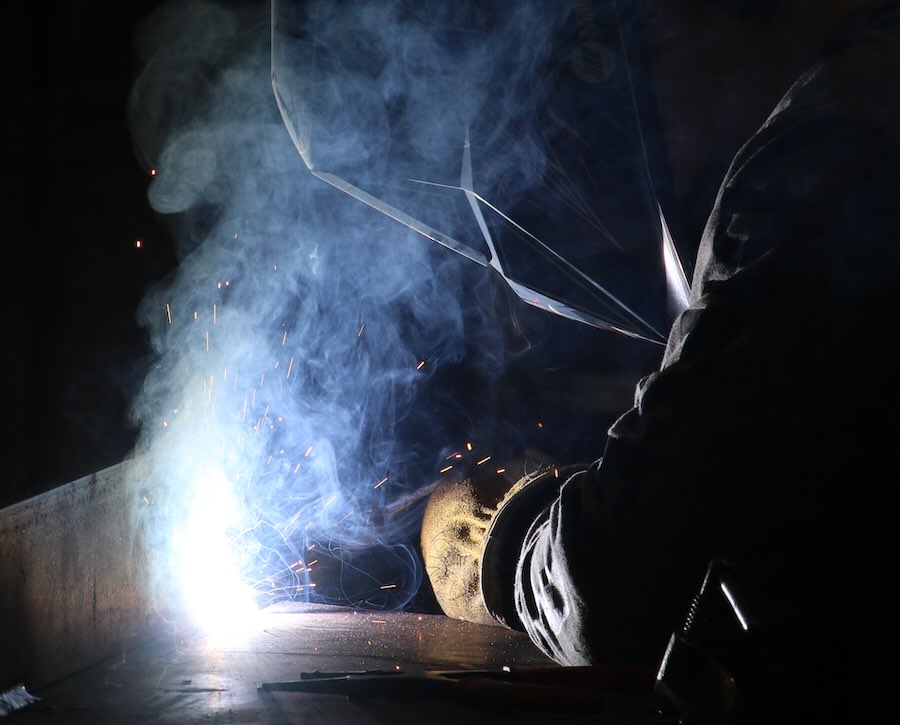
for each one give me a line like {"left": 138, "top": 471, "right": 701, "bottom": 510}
{"left": 423, "top": 1, "right": 897, "bottom": 721}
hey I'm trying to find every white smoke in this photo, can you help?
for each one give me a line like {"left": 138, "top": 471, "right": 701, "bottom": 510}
{"left": 126, "top": 0, "right": 577, "bottom": 618}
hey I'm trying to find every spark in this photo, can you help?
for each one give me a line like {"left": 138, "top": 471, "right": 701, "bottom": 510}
{"left": 143, "top": 496, "right": 151, "bottom": 505}
{"left": 286, "top": 357, "right": 294, "bottom": 379}
{"left": 165, "top": 303, "right": 172, "bottom": 325}
{"left": 370, "top": 619, "right": 387, "bottom": 624}
{"left": 213, "top": 304, "right": 217, "bottom": 324}
{"left": 357, "top": 323, "right": 365, "bottom": 337}
{"left": 380, "top": 584, "right": 397, "bottom": 590}
{"left": 476, "top": 456, "right": 491, "bottom": 465}
{"left": 307, "top": 559, "right": 318, "bottom": 568}
{"left": 440, "top": 465, "right": 453, "bottom": 474}
{"left": 323, "top": 495, "right": 336, "bottom": 508}
{"left": 149, "top": 168, "right": 157, "bottom": 176}
{"left": 466, "top": 442, "right": 473, "bottom": 451}
{"left": 135, "top": 239, "right": 143, "bottom": 249}
{"left": 416, "top": 360, "right": 426, "bottom": 370}
{"left": 205, "top": 331, "right": 210, "bottom": 352}
{"left": 293, "top": 463, "right": 301, "bottom": 473}
{"left": 373, "top": 476, "right": 388, "bottom": 489}
{"left": 281, "top": 331, "right": 288, "bottom": 346}
{"left": 336, "top": 512, "right": 352, "bottom": 525}
{"left": 537, "top": 421, "right": 544, "bottom": 429}
{"left": 304, "top": 446, "right": 313, "bottom": 457}
{"left": 193, "top": 310, "right": 199, "bottom": 320}
{"left": 496, "top": 468, "right": 506, "bottom": 474}
{"left": 307, "top": 544, "right": 316, "bottom": 551}
{"left": 554, "top": 468, "right": 559, "bottom": 478}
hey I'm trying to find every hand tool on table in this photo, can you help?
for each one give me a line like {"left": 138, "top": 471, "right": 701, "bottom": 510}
{"left": 259, "top": 664, "right": 654, "bottom": 711}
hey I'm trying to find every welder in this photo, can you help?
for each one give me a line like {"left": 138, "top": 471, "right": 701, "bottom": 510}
{"left": 421, "top": 0, "right": 899, "bottom": 720}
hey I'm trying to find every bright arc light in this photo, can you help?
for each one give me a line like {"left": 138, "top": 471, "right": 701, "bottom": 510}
{"left": 175, "top": 470, "right": 260, "bottom": 639}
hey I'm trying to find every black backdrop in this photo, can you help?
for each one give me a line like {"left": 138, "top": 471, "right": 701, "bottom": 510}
{"left": 1, "top": 0, "right": 730, "bottom": 509}
{"left": 2, "top": 1, "right": 176, "bottom": 506}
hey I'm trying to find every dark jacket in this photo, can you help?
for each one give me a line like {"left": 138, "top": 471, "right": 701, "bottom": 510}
{"left": 496, "top": 1, "right": 900, "bottom": 718}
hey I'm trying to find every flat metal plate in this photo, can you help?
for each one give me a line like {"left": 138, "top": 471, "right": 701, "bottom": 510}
{"left": 0, "top": 462, "right": 149, "bottom": 691}
{"left": 8, "top": 604, "right": 664, "bottom": 724}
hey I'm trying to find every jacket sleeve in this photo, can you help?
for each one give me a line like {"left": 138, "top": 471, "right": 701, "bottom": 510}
{"left": 508, "top": 109, "right": 900, "bottom": 666}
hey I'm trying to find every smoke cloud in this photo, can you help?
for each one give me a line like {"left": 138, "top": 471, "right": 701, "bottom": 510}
{"left": 126, "top": 0, "right": 586, "bottom": 616}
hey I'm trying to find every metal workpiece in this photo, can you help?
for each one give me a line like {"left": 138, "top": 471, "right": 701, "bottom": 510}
{"left": 0, "top": 459, "right": 667, "bottom": 722}
{"left": 0, "top": 460, "right": 151, "bottom": 691}
{"left": 0, "top": 464, "right": 658, "bottom": 723}
{"left": 16, "top": 605, "right": 669, "bottom": 723}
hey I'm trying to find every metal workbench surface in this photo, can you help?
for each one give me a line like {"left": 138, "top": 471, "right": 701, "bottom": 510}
{"left": 6, "top": 603, "right": 666, "bottom": 724}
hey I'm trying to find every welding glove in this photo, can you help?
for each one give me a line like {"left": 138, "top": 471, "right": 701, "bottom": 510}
{"left": 420, "top": 452, "right": 587, "bottom": 628}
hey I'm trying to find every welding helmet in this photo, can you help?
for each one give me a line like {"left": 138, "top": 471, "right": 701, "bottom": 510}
{"left": 270, "top": 0, "right": 689, "bottom": 346}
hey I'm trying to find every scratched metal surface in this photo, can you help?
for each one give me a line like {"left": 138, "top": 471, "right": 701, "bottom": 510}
{"left": 8, "top": 604, "right": 664, "bottom": 724}
{"left": 0, "top": 461, "right": 149, "bottom": 691}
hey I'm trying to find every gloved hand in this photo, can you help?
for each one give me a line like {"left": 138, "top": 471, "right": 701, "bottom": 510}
{"left": 420, "top": 451, "right": 586, "bottom": 627}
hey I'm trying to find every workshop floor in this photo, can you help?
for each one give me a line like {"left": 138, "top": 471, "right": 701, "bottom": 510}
{"left": 6, "top": 603, "right": 666, "bottom": 724}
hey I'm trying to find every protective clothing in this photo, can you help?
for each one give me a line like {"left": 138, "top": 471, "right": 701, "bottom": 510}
{"left": 484, "top": 1, "right": 900, "bottom": 719}
{"left": 419, "top": 453, "right": 579, "bottom": 626}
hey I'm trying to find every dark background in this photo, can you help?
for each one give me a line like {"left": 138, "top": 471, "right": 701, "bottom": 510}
{"left": 2, "top": 1, "right": 176, "bottom": 507}
{"left": 0, "top": 1, "right": 656, "bottom": 510}
{"left": 1, "top": 0, "right": 773, "bottom": 510}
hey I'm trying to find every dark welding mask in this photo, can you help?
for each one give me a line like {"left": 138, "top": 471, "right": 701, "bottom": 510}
{"left": 271, "top": 0, "right": 689, "bottom": 346}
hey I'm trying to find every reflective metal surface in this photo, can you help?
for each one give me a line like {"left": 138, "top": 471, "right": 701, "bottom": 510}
{"left": 11, "top": 604, "right": 666, "bottom": 724}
